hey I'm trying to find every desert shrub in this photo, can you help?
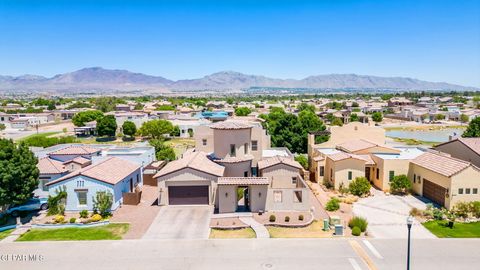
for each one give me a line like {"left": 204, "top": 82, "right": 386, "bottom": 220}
{"left": 90, "top": 214, "right": 102, "bottom": 222}
{"left": 285, "top": 216, "right": 290, "bottom": 222}
{"left": 47, "top": 186, "right": 67, "bottom": 216}
{"left": 69, "top": 217, "right": 76, "bottom": 223}
{"left": 409, "top": 207, "right": 422, "bottom": 217}
{"left": 325, "top": 197, "right": 340, "bottom": 211}
{"left": 323, "top": 179, "right": 333, "bottom": 189}
{"left": 390, "top": 175, "right": 412, "bottom": 194}
{"left": 93, "top": 191, "right": 113, "bottom": 217}
{"left": 269, "top": 215, "right": 276, "bottom": 222}
{"left": 453, "top": 202, "right": 470, "bottom": 218}
{"left": 348, "top": 216, "right": 368, "bottom": 232}
{"left": 471, "top": 201, "right": 480, "bottom": 218}
{"left": 298, "top": 214, "right": 304, "bottom": 221}
{"left": 79, "top": 210, "right": 89, "bottom": 219}
{"left": 351, "top": 226, "right": 361, "bottom": 236}
{"left": 348, "top": 177, "right": 371, "bottom": 196}
{"left": 433, "top": 207, "right": 445, "bottom": 220}
{"left": 54, "top": 215, "right": 65, "bottom": 223}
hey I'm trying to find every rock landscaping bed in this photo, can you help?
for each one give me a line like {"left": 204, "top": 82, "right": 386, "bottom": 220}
{"left": 254, "top": 211, "right": 313, "bottom": 227}
{"left": 210, "top": 217, "right": 249, "bottom": 229}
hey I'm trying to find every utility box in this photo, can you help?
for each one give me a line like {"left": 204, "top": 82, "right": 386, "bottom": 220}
{"left": 323, "top": 219, "right": 330, "bottom": 231}
{"left": 334, "top": 224, "right": 343, "bottom": 236}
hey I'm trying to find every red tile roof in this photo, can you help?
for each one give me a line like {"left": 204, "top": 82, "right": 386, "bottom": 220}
{"left": 46, "top": 157, "right": 140, "bottom": 186}
{"left": 49, "top": 145, "right": 101, "bottom": 156}
{"left": 153, "top": 151, "right": 225, "bottom": 178}
{"left": 37, "top": 157, "right": 68, "bottom": 175}
{"left": 63, "top": 156, "right": 91, "bottom": 165}
{"left": 258, "top": 156, "right": 303, "bottom": 170}
{"left": 411, "top": 151, "right": 475, "bottom": 177}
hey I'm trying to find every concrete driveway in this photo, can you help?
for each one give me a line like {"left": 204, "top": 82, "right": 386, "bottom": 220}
{"left": 353, "top": 189, "right": 435, "bottom": 239}
{"left": 142, "top": 205, "right": 213, "bottom": 239}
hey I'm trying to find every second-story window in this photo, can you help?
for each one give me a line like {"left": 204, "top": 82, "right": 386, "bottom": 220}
{"left": 202, "top": 139, "right": 207, "bottom": 146}
{"left": 244, "top": 143, "right": 248, "bottom": 154}
{"left": 251, "top": 140, "right": 258, "bottom": 151}
{"left": 230, "top": 144, "right": 236, "bottom": 157}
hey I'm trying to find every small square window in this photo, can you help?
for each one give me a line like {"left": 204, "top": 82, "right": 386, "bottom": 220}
{"left": 202, "top": 139, "right": 207, "bottom": 146}
{"left": 77, "top": 191, "right": 87, "bottom": 206}
{"left": 473, "top": 188, "right": 478, "bottom": 194}
{"left": 292, "top": 177, "right": 297, "bottom": 185}
{"left": 244, "top": 143, "right": 248, "bottom": 154}
{"left": 458, "top": 188, "right": 464, "bottom": 194}
{"left": 466, "top": 188, "right": 471, "bottom": 194}
{"left": 389, "top": 171, "right": 395, "bottom": 181}
{"left": 252, "top": 140, "right": 258, "bottom": 151}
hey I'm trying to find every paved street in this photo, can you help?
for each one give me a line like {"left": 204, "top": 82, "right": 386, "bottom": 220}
{"left": 142, "top": 205, "right": 212, "bottom": 239}
{"left": 1, "top": 238, "right": 479, "bottom": 270}
{"left": 353, "top": 190, "right": 435, "bottom": 239}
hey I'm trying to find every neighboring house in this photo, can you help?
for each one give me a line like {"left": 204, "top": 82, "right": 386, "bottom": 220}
{"left": 409, "top": 151, "right": 480, "bottom": 210}
{"left": 36, "top": 157, "right": 69, "bottom": 196}
{"left": 434, "top": 138, "right": 480, "bottom": 168}
{"left": 48, "top": 145, "right": 102, "bottom": 162}
{"left": 46, "top": 157, "right": 143, "bottom": 211}
{"left": 155, "top": 120, "right": 309, "bottom": 213}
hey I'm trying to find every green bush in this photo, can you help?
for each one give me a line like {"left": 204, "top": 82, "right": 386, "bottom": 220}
{"left": 325, "top": 197, "right": 340, "bottom": 211}
{"left": 79, "top": 210, "right": 89, "bottom": 219}
{"left": 92, "top": 191, "right": 113, "bottom": 217}
{"left": 285, "top": 216, "right": 290, "bottom": 222}
{"left": 471, "top": 201, "right": 480, "bottom": 218}
{"left": 390, "top": 174, "right": 412, "bottom": 194}
{"left": 351, "top": 226, "right": 361, "bottom": 236}
{"left": 47, "top": 186, "right": 67, "bottom": 216}
{"left": 348, "top": 177, "right": 371, "bottom": 196}
{"left": 294, "top": 155, "right": 308, "bottom": 170}
{"left": 348, "top": 216, "right": 368, "bottom": 232}
{"left": 298, "top": 214, "right": 304, "bottom": 221}
{"left": 269, "top": 215, "right": 276, "bottom": 222}
{"left": 69, "top": 217, "right": 76, "bottom": 223}
{"left": 22, "top": 135, "right": 78, "bottom": 148}
{"left": 453, "top": 202, "right": 470, "bottom": 218}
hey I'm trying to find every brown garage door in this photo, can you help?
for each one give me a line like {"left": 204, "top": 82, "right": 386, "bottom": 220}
{"left": 168, "top": 186, "right": 209, "bottom": 205}
{"left": 423, "top": 179, "right": 446, "bottom": 206}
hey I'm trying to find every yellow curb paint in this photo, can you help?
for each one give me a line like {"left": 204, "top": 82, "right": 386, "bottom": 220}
{"left": 349, "top": 240, "right": 378, "bottom": 270}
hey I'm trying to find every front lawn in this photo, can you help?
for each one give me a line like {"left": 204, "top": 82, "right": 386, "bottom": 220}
{"left": 423, "top": 221, "right": 480, "bottom": 238}
{"left": 16, "top": 223, "right": 129, "bottom": 241}
{"left": 0, "top": 229, "right": 14, "bottom": 240}
{"left": 209, "top": 228, "right": 256, "bottom": 239}
{"left": 267, "top": 221, "right": 332, "bottom": 238}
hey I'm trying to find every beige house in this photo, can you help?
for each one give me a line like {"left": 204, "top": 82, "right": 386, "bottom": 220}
{"left": 154, "top": 120, "right": 309, "bottom": 213}
{"left": 434, "top": 138, "right": 480, "bottom": 168}
{"left": 409, "top": 151, "right": 480, "bottom": 210}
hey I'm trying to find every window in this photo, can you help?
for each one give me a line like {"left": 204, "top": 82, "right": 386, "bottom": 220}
{"left": 41, "top": 179, "right": 49, "bottom": 191}
{"left": 77, "top": 191, "right": 87, "bottom": 206}
{"left": 244, "top": 171, "right": 248, "bottom": 177}
{"left": 273, "top": 191, "right": 282, "bottom": 203}
{"left": 330, "top": 169, "right": 333, "bottom": 180}
{"left": 202, "top": 139, "right": 207, "bottom": 146}
{"left": 458, "top": 188, "right": 464, "bottom": 194}
{"left": 348, "top": 171, "right": 353, "bottom": 180}
{"left": 319, "top": 166, "right": 324, "bottom": 177}
{"left": 293, "top": 191, "right": 303, "bottom": 203}
{"left": 473, "top": 188, "right": 478, "bottom": 194}
{"left": 292, "top": 177, "right": 297, "bottom": 185}
{"left": 466, "top": 188, "right": 471, "bottom": 194}
{"left": 389, "top": 171, "right": 395, "bottom": 182}
{"left": 376, "top": 168, "right": 379, "bottom": 179}
{"left": 244, "top": 143, "right": 248, "bottom": 154}
{"left": 252, "top": 167, "right": 258, "bottom": 177}
{"left": 413, "top": 174, "right": 416, "bottom": 183}
{"left": 252, "top": 140, "right": 258, "bottom": 151}
{"left": 76, "top": 180, "right": 84, "bottom": 187}
{"left": 136, "top": 174, "right": 139, "bottom": 183}
{"left": 230, "top": 144, "right": 236, "bottom": 157}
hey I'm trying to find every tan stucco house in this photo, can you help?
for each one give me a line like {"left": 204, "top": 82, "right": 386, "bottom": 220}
{"left": 434, "top": 138, "right": 480, "bottom": 168}
{"left": 154, "top": 120, "right": 310, "bottom": 213}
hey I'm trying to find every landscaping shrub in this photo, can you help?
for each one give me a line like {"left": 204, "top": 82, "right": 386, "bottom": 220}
{"left": 69, "top": 217, "right": 76, "bottom": 223}
{"left": 298, "top": 214, "right": 304, "bottom": 221}
{"left": 285, "top": 216, "right": 290, "bottom": 222}
{"left": 453, "top": 202, "right": 470, "bottom": 218}
{"left": 348, "top": 216, "right": 368, "bottom": 232}
{"left": 93, "top": 191, "right": 113, "bottom": 217}
{"left": 348, "top": 177, "right": 371, "bottom": 197}
{"left": 410, "top": 207, "right": 422, "bottom": 217}
{"left": 325, "top": 197, "right": 340, "bottom": 211}
{"left": 47, "top": 186, "right": 67, "bottom": 216}
{"left": 389, "top": 175, "right": 412, "bottom": 194}
{"left": 471, "top": 201, "right": 480, "bottom": 218}
{"left": 79, "top": 210, "right": 89, "bottom": 219}
{"left": 269, "top": 215, "right": 276, "bottom": 222}
{"left": 54, "top": 215, "right": 65, "bottom": 223}
{"left": 90, "top": 214, "right": 102, "bottom": 222}
{"left": 351, "top": 226, "right": 361, "bottom": 236}
{"left": 433, "top": 207, "right": 445, "bottom": 220}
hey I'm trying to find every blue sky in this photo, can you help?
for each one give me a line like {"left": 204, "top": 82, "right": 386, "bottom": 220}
{"left": 1, "top": 0, "right": 479, "bottom": 87}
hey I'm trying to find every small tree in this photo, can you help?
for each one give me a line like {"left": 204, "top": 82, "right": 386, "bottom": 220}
{"left": 93, "top": 191, "right": 113, "bottom": 217}
{"left": 435, "top": 114, "right": 445, "bottom": 121}
{"left": 389, "top": 174, "right": 412, "bottom": 194}
{"left": 350, "top": 113, "right": 359, "bottom": 122}
{"left": 235, "top": 107, "right": 252, "bottom": 116}
{"left": 170, "top": 125, "right": 180, "bottom": 137}
{"left": 331, "top": 117, "right": 343, "bottom": 126}
{"left": 122, "top": 121, "right": 136, "bottom": 137}
{"left": 325, "top": 197, "right": 340, "bottom": 211}
{"left": 47, "top": 186, "right": 67, "bottom": 216}
{"left": 371, "top": 112, "right": 383, "bottom": 122}
{"left": 149, "top": 139, "right": 176, "bottom": 162}
{"left": 97, "top": 115, "right": 117, "bottom": 137}
{"left": 460, "top": 114, "right": 469, "bottom": 124}
{"left": 0, "top": 139, "right": 39, "bottom": 212}
{"left": 72, "top": 110, "right": 104, "bottom": 127}
{"left": 294, "top": 154, "right": 308, "bottom": 170}
{"left": 463, "top": 117, "right": 480, "bottom": 137}
{"left": 0, "top": 123, "right": 6, "bottom": 131}
{"left": 348, "top": 177, "right": 371, "bottom": 197}
{"left": 138, "top": 119, "right": 173, "bottom": 139}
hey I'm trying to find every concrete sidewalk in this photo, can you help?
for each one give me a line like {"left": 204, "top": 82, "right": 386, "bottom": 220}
{"left": 239, "top": 216, "right": 270, "bottom": 238}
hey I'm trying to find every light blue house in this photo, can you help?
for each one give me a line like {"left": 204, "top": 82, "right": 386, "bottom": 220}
{"left": 46, "top": 157, "right": 142, "bottom": 212}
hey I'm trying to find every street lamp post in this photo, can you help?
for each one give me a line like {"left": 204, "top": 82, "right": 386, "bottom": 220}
{"left": 406, "top": 215, "right": 414, "bottom": 270}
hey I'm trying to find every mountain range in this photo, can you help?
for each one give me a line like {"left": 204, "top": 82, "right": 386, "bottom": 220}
{"left": 0, "top": 67, "right": 476, "bottom": 93}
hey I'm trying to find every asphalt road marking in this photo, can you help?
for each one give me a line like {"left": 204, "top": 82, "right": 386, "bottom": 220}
{"left": 348, "top": 258, "right": 363, "bottom": 270}
{"left": 363, "top": 240, "right": 384, "bottom": 259}
{"left": 349, "top": 240, "right": 378, "bottom": 270}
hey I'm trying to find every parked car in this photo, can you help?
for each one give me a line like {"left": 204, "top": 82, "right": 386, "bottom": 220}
{"left": 6, "top": 198, "right": 48, "bottom": 217}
